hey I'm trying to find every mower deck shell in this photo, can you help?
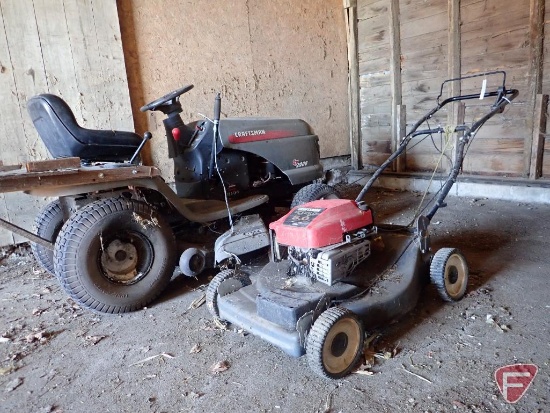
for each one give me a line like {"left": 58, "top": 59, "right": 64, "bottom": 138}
{"left": 217, "top": 226, "right": 430, "bottom": 357}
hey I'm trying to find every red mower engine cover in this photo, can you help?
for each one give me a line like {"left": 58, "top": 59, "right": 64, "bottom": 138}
{"left": 270, "top": 199, "right": 373, "bottom": 249}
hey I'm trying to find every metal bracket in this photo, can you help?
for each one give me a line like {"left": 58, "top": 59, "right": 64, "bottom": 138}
{"left": 0, "top": 217, "right": 53, "bottom": 250}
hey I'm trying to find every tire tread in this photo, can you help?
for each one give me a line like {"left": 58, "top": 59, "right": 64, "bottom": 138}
{"left": 306, "top": 306, "right": 363, "bottom": 379}
{"left": 291, "top": 184, "right": 340, "bottom": 208}
{"left": 31, "top": 200, "right": 64, "bottom": 275}
{"left": 430, "top": 247, "right": 468, "bottom": 302}
{"left": 54, "top": 197, "right": 175, "bottom": 314}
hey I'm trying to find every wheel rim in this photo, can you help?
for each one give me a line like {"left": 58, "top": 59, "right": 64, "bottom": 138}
{"left": 99, "top": 231, "right": 153, "bottom": 285}
{"left": 188, "top": 253, "right": 205, "bottom": 273}
{"left": 322, "top": 317, "right": 362, "bottom": 375}
{"left": 444, "top": 254, "right": 467, "bottom": 298}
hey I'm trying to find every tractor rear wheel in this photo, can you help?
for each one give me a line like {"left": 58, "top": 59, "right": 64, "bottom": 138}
{"left": 306, "top": 306, "right": 364, "bottom": 379}
{"left": 430, "top": 248, "right": 469, "bottom": 302}
{"left": 290, "top": 183, "right": 340, "bottom": 208}
{"left": 54, "top": 198, "right": 176, "bottom": 313}
{"left": 31, "top": 200, "right": 64, "bottom": 275}
{"left": 206, "top": 269, "right": 251, "bottom": 319}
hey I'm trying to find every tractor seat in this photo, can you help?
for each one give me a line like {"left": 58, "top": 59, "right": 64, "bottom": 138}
{"left": 27, "top": 94, "right": 142, "bottom": 162}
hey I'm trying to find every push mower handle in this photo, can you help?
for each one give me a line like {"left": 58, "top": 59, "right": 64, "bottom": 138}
{"left": 436, "top": 70, "right": 507, "bottom": 105}
{"left": 354, "top": 76, "right": 518, "bottom": 204}
{"left": 424, "top": 87, "right": 518, "bottom": 221}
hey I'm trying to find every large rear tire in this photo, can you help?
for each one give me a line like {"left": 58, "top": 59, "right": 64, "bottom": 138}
{"left": 291, "top": 183, "right": 340, "bottom": 208}
{"left": 54, "top": 198, "right": 176, "bottom": 314}
{"left": 430, "top": 248, "right": 469, "bottom": 302}
{"left": 31, "top": 200, "right": 64, "bottom": 275}
{"left": 306, "top": 306, "right": 364, "bottom": 379}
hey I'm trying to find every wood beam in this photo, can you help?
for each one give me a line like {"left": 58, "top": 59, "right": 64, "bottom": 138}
{"left": 344, "top": 0, "right": 361, "bottom": 170}
{"left": 396, "top": 105, "right": 407, "bottom": 172}
{"left": 448, "top": 0, "right": 461, "bottom": 171}
{"left": 389, "top": 0, "right": 403, "bottom": 172}
{"left": 529, "top": 94, "right": 549, "bottom": 179}
{"left": 524, "top": 0, "right": 545, "bottom": 177}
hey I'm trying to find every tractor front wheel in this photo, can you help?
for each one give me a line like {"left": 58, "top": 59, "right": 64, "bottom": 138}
{"left": 179, "top": 248, "right": 207, "bottom": 277}
{"left": 54, "top": 198, "right": 176, "bottom": 313}
{"left": 291, "top": 183, "right": 340, "bottom": 208}
{"left": 306, "top": 306, "right": 364, "bottom": 379}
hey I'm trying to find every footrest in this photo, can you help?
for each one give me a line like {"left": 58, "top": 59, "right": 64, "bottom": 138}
{"left": 180, "top": 195, "right": 269, "bottom": 222}
{"left": 257, "top": 289, "right": 324, "bottom": 330}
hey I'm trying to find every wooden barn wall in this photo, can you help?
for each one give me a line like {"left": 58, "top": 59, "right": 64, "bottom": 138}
{"left": 357, "top": 0, "right": 549, "bottom": 179}
{"left": 543, "top": 2, "right": 550, "bottom": 177}
{"left": 117, "top": 0, "right": 350, "bottom": 180}
{"left": 0, "top": 0, "right": 132, "bottom": 246}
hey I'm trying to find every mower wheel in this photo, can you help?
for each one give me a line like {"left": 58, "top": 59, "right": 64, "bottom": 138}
{"left": 290, "top": 183, "right": 340, "bottom": 208}
{"left": 306, "top": 306, "right": 364, "bottom": 379}
{"left": 31, "top": 200, "right": 65, "bottom": 275}
{"left": 430, "top": 248, "right": 469, "bottom": 302}
{"left": 206, "top": 269, "right": 251, "bottom": 319}
{"left": 54, "top": 198, "right": 176, "bottom": 314}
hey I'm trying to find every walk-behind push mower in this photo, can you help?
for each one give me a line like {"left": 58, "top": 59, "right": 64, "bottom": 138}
{"left": 206, "top": 72, "right": 518, "bottom": 379}
{"left": 0, "top": 84, "right": 332, "bottom": 314}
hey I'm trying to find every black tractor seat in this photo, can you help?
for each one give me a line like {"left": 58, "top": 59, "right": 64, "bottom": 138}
{"left": 27, "top": 94, "right": 142, "bottom": 163}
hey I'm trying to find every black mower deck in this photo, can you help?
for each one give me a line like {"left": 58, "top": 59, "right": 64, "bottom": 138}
{"left": 218, "top": 227, "right": 429, "bottom": 357}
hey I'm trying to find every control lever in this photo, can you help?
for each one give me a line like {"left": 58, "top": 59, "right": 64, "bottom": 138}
{"left": 209, "top": 93, "right": 222, "bottom": 178}
{"left": 130, "top": 131, "right": 152, "bottom": 165}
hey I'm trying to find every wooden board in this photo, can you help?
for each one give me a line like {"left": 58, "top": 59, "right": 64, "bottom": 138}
{"left": 400, "top": 0, "right": 448, "bottom": 22}
{"left": 26, "top": 157, "right": 81, "bottom": 173}
{"left": 0, "top": 165, "right": 159, "bottom": 194}
{"left": 357, "top": 0, "right": 388, "bottom": 20}
{"left": 400, "top": 11, "right": 448, "bottom": 39}
{"left": 461, "top": 0, "right": 528, "bottom": 24}
{"left": 544, "top": 136, "right": 550, "bottom": 177}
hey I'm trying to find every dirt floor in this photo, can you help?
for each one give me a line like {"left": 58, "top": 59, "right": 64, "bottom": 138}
{"left": 0, "top": 186, "right": 548, "bottom": 413}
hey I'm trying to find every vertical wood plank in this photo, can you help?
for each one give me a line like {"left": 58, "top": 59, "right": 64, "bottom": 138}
{"left": 448, "top": 0, "right": 461, "bottom": 172}
{"left": 456, "top": 101, "right": 466, "bottom": 167}
{"left": 63, "top": 0, "right": 132, "bottom": 131}
{"left": 344, "top": 0, "right": 361, "bottom": 169}
{"left": 524, "top": 0, "right": 545, "bottom": 177}
{"left": 0, "top": 2, "right": 28, "bottom": 165}
{"left": 389, "top": 0, "right": 402, "bottom": 172}
{"left": 396, "top": 104, "right": 407, "bottom": 172}
{"left": 0, "top": 4, "right": 21, "bottom": 245}
{"left": 62, "top": 0, "right": 99, "bottom": 126}
{"left": 92, "top": 1, "right": 132, "bottom": 131}
{"left": 33, "top": 0, "right": 79, "bottom": 116}
{"left": 529, "top": 94, "right": 548, "bottom": 178}
{"left": 0, "top": 0, "right": 50, "bottom": 243}
{"left": 0, "top": 0, "right": 49, "bottom": 159}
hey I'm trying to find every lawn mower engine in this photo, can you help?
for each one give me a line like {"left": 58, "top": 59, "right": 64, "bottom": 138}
{"left": 269, "top": 199, "right": 375, "bottom": 285}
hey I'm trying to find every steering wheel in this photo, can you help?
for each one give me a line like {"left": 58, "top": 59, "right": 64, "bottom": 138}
{"left": 140, "top": 84, "right": 194, "bottom": 112}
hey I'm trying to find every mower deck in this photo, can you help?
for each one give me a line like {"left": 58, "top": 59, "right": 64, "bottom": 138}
{"left": 218, "top": 226, "right": 429, "bottom": 357}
